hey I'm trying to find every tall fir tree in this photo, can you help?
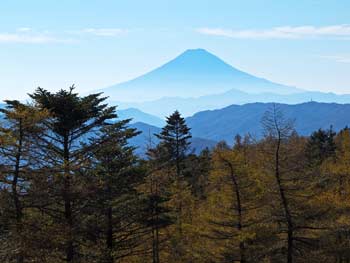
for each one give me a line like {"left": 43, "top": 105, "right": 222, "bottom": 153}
{"left": 142, "top": 144, "right": 175, "bottom": 263}
{"left": 86, "top": 119, "right": 144, "bottom": 262}
{"left": 29, "top": 86, "right": 116, "bottom": 262}
{"left": 156, "top": 110, "right": 191, "bottom": 178}
{"left": 155, "top": 111, "right": 193, "bottom": 261}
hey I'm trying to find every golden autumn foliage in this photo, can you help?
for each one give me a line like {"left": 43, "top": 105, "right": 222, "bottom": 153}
{"left": 1, "top": 93, "right": 350, "bottom": 263}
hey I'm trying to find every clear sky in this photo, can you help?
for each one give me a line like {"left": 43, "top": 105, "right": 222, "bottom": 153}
{"left": 1, "top": 0, "right": 350, "bottom": 100}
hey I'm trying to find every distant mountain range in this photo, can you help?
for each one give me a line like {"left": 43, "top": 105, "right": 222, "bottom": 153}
{"left": 116, "top": 89, "right": 350, "bottom": 117}
{"left": 121, "top": 102, "right": 350, "bottom": 154}
{"left": 93, "top": 48, "right": 350, "bottom": 117}
{"left": 186, "top": 102, "right": 350, "bottom": 142}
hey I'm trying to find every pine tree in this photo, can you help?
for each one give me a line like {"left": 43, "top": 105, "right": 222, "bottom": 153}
{"left": 87, "top": 119, "right": 144, "bottom": 262}
{"left": 306, "top": 127, "right": 336, "bottom": 166}
{"left": 142, "top": 144, "right": 174, "bottom": 263}
{"left": 156, "top": 110, "right": 191, "bottom": 178}
{"left": 29, "top": 86, "right": 116, "bottom": 262}
{"left": 154, "top": 111, "right": 193, "bottom": 261}
{"left": 182, "top": 149, "right": 211, "bottom": 199}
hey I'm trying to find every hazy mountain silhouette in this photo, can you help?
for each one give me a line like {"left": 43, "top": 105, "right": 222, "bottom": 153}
{"left": 117, "top": 108, "right": 165, "bottom": 127}
{"left": 100, "top": 49, "right": 301, "bottom": 102}
{"left": 116, "top": 89, "right": 350, "bottom": 117}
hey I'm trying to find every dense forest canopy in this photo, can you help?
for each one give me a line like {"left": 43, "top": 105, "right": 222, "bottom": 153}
{"left": 1, "top": 87, "right": 350, "bottom": 263}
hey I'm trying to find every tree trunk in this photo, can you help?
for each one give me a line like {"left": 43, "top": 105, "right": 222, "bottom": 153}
{"left": 155, "top": 226, "right": 160, "bottom": 263}
{"left": 152, "top": 224, "right": 160, "bottom": 263}
{"left": 274, "top": 133, "right": 293, "bottom": 263}
{"left": 152, "top": 225, "right": 157, "bottom": 263}
{"left": 225, "top": 159, "right": 245, "bottom": 263}
{"left": 106, "top": 206, "right": 113, "bottom": 263}
{"left": 63, "top": 135, "right": 74, "bottom": 262}
{"left": 152, "top": 212, "right": 160, "bottom": 263}
{"left": 13, "top": 119, "right": 24, "bottom": 263}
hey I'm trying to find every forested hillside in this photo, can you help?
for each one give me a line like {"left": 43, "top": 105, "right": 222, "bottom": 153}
{"left": 1, "top": 88, "right": 350, "bottom": 263}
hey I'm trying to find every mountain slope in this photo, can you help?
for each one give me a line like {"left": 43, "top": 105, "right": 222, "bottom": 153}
{"left": 117, "top": 108, "right": 165, "bottom": 127}
{"left": 186, "top": 102, "right": 350, "bottom": 142}
{"left": 100, "top": 49, "right": 300, "bottom": 101}
{"left": 116, "top": 89, "right": 350, "bottom": 117}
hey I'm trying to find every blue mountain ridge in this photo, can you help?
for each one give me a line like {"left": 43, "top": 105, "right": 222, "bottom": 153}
{"left": 115, "top": 89, "right": 350, "bottom": 117}
{"left": 186, "top": 101, "right": 350, "bottom": 143}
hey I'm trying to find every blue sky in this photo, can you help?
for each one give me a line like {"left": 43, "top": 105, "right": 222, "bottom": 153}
{"left": 1, "top": 0, "right": 350, "bottom": 99}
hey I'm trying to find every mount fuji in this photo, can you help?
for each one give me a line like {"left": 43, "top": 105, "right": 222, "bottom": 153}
{"left": 94, "top": 49, "right": 350, "bottom": 117}
{"left": 99, "top": 49, "right": 301, "bottom": 102}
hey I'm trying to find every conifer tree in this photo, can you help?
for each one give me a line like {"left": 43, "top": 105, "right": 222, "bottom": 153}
{"left": 318, "top": 128, "right": 350, "bottom": 261}
{"left": 0, "top": 101, "right": 48, "bottom": 262}
{"left": 261, "top": 105, "right": 326, "bottom": 263}
{"left": 29, "top": 86, "right": 116, "bottom": 262}
{"left": 155, "top": 111, "right": 193, "bottom": 261}
{"left": 306, "top": 127, "right": 336, "bottom": 166}
{"left": 182, "top": 149, "right": 211, "bottom": 198}
{"left": 156, "top": 110, "right": 191, "bottom": 178}
{"left": 87, "top": 119, "right": 144, "bottom": 262}
{"left": 142, "top": 145, "right": 174, "bottom": 263}
{"left": 204, "top": 139, "right": 265, "bottom": 263}
{"left": 261, "top": 104, "right": 296, "bottom": 263}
